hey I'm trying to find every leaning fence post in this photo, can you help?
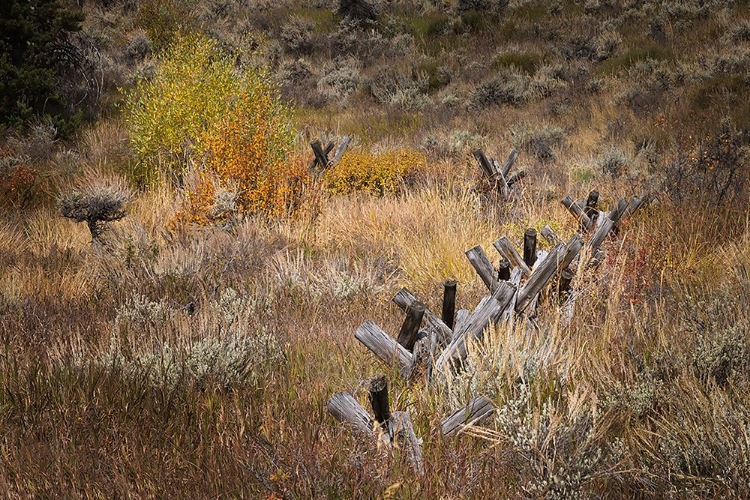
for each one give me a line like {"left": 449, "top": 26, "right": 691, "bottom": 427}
{"left": 397, "top": 302, "right": 425, "bottom": 352}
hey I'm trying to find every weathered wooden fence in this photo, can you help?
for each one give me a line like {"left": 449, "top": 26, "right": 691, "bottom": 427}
{"left": 324, "top": 145, "right": 649, "bottom": 474}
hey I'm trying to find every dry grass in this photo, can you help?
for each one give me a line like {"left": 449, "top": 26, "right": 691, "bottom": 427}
{"left": 2, "top": 0, "right": 750, "bottom": 497}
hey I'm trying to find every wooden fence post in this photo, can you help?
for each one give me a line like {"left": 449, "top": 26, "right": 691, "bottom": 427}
{"left": 523, "top": 228, "right": 538, "bottom": 268}
{"left": 397, "top": 302, "right": 425, "bottom": 352}
{"left": 584, "top": 190, "right": 599, "bottom": 229}
{"left": 311, "top": 140, "right": 330, "bottom": 169}
{"left": 442, "top": 281, "right": 457, "bottom": 331}
{"left": 498, "top": 258, "right": 511, "bottom": 281}
{"left": 466, "top": 245, "right": 501, "bottom": 292}
{"left": 369, "top": 375, "right": 390, "bottom": 430}
{"left": 393, "top": 288, "right": 454, "bottom": 346}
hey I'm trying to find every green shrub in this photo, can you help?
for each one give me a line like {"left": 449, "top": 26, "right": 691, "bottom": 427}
{"left": 492, "top": 51, "right": 544, "bottom": 73}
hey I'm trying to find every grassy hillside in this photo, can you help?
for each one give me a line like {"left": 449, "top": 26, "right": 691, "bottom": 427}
{"left": 1, "top": 0, "right": 749, "bottom": 497}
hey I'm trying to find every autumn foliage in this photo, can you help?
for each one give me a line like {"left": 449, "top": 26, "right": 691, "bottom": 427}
{"left": 323, "top": 148, "right": 425, "bottom": 195}
{"left": 125, "top": 34, "right": 305, "bottom": 225}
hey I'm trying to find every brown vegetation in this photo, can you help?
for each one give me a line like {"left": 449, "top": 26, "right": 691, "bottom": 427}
{"left": 1, "top": 0, "right": 749, "bottom": 497}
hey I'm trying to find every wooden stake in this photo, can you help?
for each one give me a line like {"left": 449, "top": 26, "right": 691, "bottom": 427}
{"left": 442, "top": 281, "right": 457, "bottom": 331}
{"left": 397, "top": 301, "right": 425, "bottom": 352}
{"left": 498, "top": 258, "right": 511, "bottom": 281}
{"left": 392, "top": 289, "right": 453, "bottom": 346}
{"left": 311, "top": 140, "right": 330, "bottom": 168}
{"left": 523, "top": 228, "right": 538, "bottom": 268}
{"left": 369, "top": 375, "right": 390, "bottom": 429}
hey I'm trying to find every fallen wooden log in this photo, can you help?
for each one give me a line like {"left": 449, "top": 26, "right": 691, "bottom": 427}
{"left": 500, "top": 148, "right": 519, "bottom": 178}
{"left": 355, "top": 321, "right": 414, "bottom": 378}
{"left": 561, "top": 195, "right": 592, "bottom": 232}
{"left": 442, "top": 396, "right": 495, "bottom": 437}
{"left": 516, "top": 235, "right": 583, "bottom": 313}
{"left": 541, "top": 225, "right": 563, "bottom": 246}
{"left": 330, "top": 136, "right": 351, "bottom": 166}
{"left": 388, "top": 411, "right": 424, "bottom": 475}
{"left": 327, "top": 392, "right": 372, "bottom": 434}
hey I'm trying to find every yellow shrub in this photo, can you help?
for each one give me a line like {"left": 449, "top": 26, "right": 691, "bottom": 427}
{"left": 323, "top": 149, "right": 425, "bottom": 195}
{"left": 125, "top": 33, "right": 307, "bottom": 225}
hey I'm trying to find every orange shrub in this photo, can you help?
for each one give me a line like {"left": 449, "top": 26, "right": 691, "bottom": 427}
{"left": 175, "top": 93, "right": 310, "bottom": 227}
{"left": 323, "top": 149, "right": 425, "bottom": 195}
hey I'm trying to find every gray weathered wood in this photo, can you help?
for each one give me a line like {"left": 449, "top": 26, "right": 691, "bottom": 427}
{"left": 330, "top": 136, "right": 351, "bottom": 166}
{"left": 587, "top": 216, "right": 614, "bottom": 254}
{"left": 541, "top": 225, "right": 563, "bottom": 246}
{"left": 434, "top": 282, "right": 517, "bottom": 372}
{"left": 442, "top": 396, "right": 495, "bottom": 437}
{"left": 560, "top": 234, "right": 584, "bottom": 270}
{"left": 442, "top": 280, "right": 457, "bottom": 331}
{"left": 388, "top": 411, "right": 424, "bottom": 475}
{"left": 453, "top": 309, "right": 470, "bottom": 336}
{"left": 393, "top": 289, "right": 453, "bottom": 346}
{"left": 493, "top": 237, "right": 532, "bottom": 276}
{"left": 516, "top": 235, "right": 583, "bottom": 313}
{"left": 500, "top": 148, "right": 519, "bottom": 177}
{"left": 327, "top": 392, "right": 373, "bottom": 434}
{"left": 562, "top": 195, "right": 592, "bottom": 231}
{"left": 466, "top": 245, "right": 501, "bottom": 293}
{"left": 369, "top": 375, "right": 390, "bottom": 428}
{"left": 397, "top": 301, "right": 425, "bottom": 352}
{"left": 523, "top": 228, "right": 538, "bottom": 268}
{"left": 355, "top": 321, "right": 414, "bottom": 378}
{"left": 587, "top": 199, "right": 627, "bottom": 255}
{"left": 473, "top": 149, "right": 496, "bottom": 178}
{"left": 516, "top": 243, "right": 563, "bottom": 313}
